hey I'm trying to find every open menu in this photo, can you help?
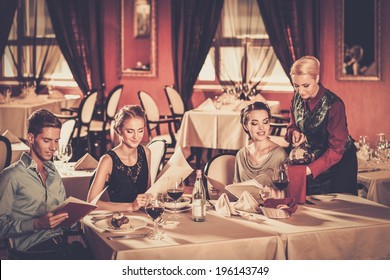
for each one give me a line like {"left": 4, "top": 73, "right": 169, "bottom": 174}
{"left": 205, "top": 176, "right": 262, "bottom": 202}
{"left": 146, "top": 147, "right": 194, "bottom": 194}
{"left": 51, "top": 186, "right": 108, "bottom": 228}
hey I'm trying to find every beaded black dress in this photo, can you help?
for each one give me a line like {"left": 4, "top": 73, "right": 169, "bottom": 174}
{"left": 105, "top": 146, "right": 148, "bottom": 202}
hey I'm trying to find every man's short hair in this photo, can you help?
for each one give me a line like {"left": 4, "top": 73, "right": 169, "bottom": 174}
{"left": 27, "top": 109, "right": 62, "bottom": 136}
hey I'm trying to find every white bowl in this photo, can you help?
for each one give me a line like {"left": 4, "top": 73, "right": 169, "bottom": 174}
{"left": 163, "top": 196, "right": 191, "bottom": 209}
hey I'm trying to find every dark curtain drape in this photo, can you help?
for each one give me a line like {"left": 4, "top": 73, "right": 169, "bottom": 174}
{"left": 47, "top": 0, "right": 104, "bottom": 95}
{"left": 171, "top": 0, "right": 224, "bottom": 108}
{"left": 0, "top": 0, "right": 18, "bottom": 62}
{"left": 257, "top": 0, "right": 319, "bottom": 80}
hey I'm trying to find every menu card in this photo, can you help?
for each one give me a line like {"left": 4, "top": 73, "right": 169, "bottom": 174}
{"left": 147, "top": 147, "right": 193, "bottom": 193}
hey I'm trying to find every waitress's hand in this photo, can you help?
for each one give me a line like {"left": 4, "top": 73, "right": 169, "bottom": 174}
{"left": 292, "top": 130, "right": 306, "bottom": 147}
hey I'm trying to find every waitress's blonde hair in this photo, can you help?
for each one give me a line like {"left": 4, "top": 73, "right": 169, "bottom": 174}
{"left": 290, "top": 55, "right": 320, "bottom": 79}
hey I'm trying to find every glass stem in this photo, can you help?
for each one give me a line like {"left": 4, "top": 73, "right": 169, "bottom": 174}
{"left": 154, "top": 220, "right": 158, "bottom": 235}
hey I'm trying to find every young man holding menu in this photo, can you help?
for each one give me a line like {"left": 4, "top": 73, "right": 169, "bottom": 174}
{"left": 0, "top": 109, "right": 90, "bottom": 259}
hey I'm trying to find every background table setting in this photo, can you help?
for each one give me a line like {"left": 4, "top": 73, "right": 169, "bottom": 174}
{"left": 0, "top": 92, "right": 80, "bottom": 139}
{"left": 357, "top": 133, "right": 390, "bottom": 206}
{"left": 175, "top": 97, "right": 288, "bottom": 154}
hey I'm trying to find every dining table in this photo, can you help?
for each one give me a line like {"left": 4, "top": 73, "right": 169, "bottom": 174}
{"left": 82, "top": 194, "right": 390, "bottom": 260}
{"left": 357, "top": 160, "right": 390, "bottom": 207}
{"left": 175, "top": 100, "right": 289, "bottom": 155}
{"left": 56, "top": 162, "right": 96, "bottom": 200}
{"left": 0, "top": 94, "right": 79, "bottom": 139}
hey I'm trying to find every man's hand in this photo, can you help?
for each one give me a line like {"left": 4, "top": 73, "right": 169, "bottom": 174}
{"left": 33, "top": 212, "right": 68, "bottom": 230}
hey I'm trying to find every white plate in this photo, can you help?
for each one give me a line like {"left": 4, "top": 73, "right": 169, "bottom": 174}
{"left": 163, "top": 197, "right": 191, "bottom": 209}
{"left": 311, "top": 194, "right": 337, "bottom": 202}
{"left": 93, "top": 217, "right": 147, "bottom": 233}
{"left": 164, "top": 206, "right": 191, "bottom": 213}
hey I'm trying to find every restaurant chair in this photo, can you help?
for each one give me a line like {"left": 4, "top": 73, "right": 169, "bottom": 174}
{"left": 164, "top": 85, "right": 185, "bottom": 132}
{"left": 55, "top": 89, "right": 98, "bottom": 160}
{"left": 138, "top": 90, "right": 179, "bottom": 162}
{"left": 203, "top": 152, "right": 236, "bottom": 200}
{"left": 0, "top": 135, "right": 12, "bottom": 172}
{"left": 146, "top": 139, "right": 167, "bottom": 184}
{"left": 89, "top": 85, "right": 123, "bottom": 155}
{"left": 5, "top": 227, "right": 92, "bottom": 260}
{"left": 59, "top": 119, "right": 76, "bottom": 146}
{"left": 270, "top": 114, "right": 290, "bottom": 136}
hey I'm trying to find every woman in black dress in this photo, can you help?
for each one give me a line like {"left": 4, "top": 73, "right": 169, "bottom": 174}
{"left": 87, "top": 105, "right": 151, "bottom": 211}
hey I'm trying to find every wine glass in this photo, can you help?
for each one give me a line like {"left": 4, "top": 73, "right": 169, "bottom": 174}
{"left": 144, "top": 193, "right": 165, "bottom": 240}
{"left": 259, "top": 184, "right": 272, "bottom": 201}
{"left": 166, "top": 178, "right": 184, "bottom": 220}
{"left": 57, "top": 143, "right": 73, "bottom": 174}
{"left": 272, "top": 163, "right": 289, "bottom": 191}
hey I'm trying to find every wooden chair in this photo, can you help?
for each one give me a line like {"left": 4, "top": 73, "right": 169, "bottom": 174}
{"left": 138, "top": 90, "right": 180, "bottom": 161}
{"left": 203, "top": 152, "right": 237, "bottom": 200}
{"left": 0, "top": 135, "right": 12, "bottom": 172}
{"left": 55, "top": 89, "right": 98, "bottom": 160}
{"left": 89, "top": 85, "right": 123, "bottom": 155}
{"left": 164, "top": 85, "right": 185, "bottom": 132}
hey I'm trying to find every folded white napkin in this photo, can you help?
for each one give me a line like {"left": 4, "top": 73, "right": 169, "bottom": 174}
{"left": 2, "top": 130, "right": 21, "bottom": 143}
{"left": 74, "top": 153, "right": 98, "bottom": 170}
{"left": 215, "top": 193, "right": 237, "bottom": 217}
{"left": 196, "top": 98, "right": 216, "bottom": 111}
{"left": 234, "top": 191, "right": 259, "bottom": 213}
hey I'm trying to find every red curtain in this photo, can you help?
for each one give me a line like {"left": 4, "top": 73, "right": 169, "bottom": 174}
{"left": 171, "top": 0, "right": 224, "bottom": 108}
{"left": 46, "top": 0, "right": 104, "bottom": 95}
{"left": 257, "top": 0, "right": 319, "bottom": 79}
{"left": 0, "top": 0, "right": 18, "bottom": 63}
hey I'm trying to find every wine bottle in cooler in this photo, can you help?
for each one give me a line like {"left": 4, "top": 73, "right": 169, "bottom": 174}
{"left": 192, "top": 169, "right": 206, "bottom": 222}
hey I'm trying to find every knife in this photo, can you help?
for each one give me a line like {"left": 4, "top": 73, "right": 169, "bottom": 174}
{"left": 358, "top": 168, "right": 382, "bottom": 173}
{"left": 107, "top": 234, "right": 148, "bottom": 240}
{"left": 305, "top": 200, "right": 316, "bottom": 205}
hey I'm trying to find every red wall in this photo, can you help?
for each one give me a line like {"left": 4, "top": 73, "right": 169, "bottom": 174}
{"left": 103, "top": 0, "right": 174, "bottom": 117}
{"left": 319, "top": 0, "right": 390, "bottom": 143}
{"left": 103, "top": 0, "right": 390, "bottom": 145}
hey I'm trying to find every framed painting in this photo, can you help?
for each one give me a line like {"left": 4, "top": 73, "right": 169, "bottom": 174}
{"left": 134, "top": 2, "right": 151, "bottom": 38}
{"left": 336, "top": 0, "right": 382, "bottom": 81}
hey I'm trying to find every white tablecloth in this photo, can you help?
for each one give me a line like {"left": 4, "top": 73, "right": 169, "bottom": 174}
{"left": 82, "top": 194, "right": 390, "bottom": 260}
{"left": 176, "top": 103, "right": 288, "bottom": 152}
{"left": 0, "top": 95, "right": 72, "bottom": 139}
{"left": 358, "top": 161, "right": 390, "bottom": 207}
{"left": 83, "top": 211, "right": 284, "bottom": 260}
{"left": 57, "top": 162, "right": 94, "bottom": 200}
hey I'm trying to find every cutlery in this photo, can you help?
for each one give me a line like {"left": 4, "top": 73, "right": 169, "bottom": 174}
{"left": 107, "top": 234, "right": 148, "bottom": 240}
{"left": 305, "top": 200, "right": 316, "bottom": 205}
{"left": 358, "top": 168, "right": 382, "bottom": 173}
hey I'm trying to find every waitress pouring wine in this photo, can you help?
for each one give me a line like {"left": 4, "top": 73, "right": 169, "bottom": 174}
{"left": 286, "top": 55, "right": 357, "bottom": 195}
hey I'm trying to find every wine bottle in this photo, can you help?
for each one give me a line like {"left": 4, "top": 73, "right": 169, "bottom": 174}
{"left": 192, "top": 170, "right": 206, "bottom": 222}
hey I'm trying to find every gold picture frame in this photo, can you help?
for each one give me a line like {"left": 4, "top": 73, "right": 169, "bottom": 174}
{"left": 336, "top": 0, "right": 381, "bottom": 81}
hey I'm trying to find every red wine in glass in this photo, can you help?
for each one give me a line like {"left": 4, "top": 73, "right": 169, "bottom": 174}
{"left": 145, "top": 206, "right": 164, "bottom": 221}
{"left": 273, "top": 163, "right": 289, "bottom": 190}
{"left": 272, "top": 180, "right": 289, "bottom": 190}
{"left": 167, "top": 189, "right": 184, "bottom": 201}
